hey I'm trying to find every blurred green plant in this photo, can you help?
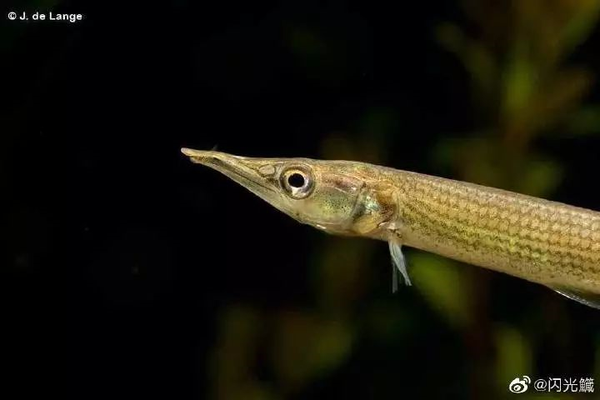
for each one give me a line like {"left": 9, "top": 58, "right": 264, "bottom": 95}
{"left": 207, "top": 2, "right": 600, "bottom": 399}
{"left": 424, "top": 0, "right": 600, "bottom": 398}
{"left": 209, "top": 305, "right": 275, "bottom": 400}
{"left": 270, "top": 311, "right": 355, "bottom": 393}
{"left": 410, "top": 253, "right": 471, "bottom": 330}
{"left": 494, "top": 324, "right": 532, "bottom": 394}
{"left": 432, "top": 0, "right": 600, "bottom": 290}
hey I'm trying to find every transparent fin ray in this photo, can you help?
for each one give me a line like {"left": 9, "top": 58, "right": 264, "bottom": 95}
{"left": 392, "top": 263, "right": 399, "bottom": 293}
{"left": 551, "top": 286, "right": 600, "bottom": 310}
{"left": 388, "top": 241, "right": 411, "bottom": 289}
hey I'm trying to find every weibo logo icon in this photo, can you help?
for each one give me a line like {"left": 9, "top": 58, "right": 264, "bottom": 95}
{"left": 508, "top": 375, "right": 531, "bottom": 393}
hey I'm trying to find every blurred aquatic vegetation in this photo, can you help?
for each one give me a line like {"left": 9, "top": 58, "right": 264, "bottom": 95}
{"left": 207, "top": 2, "right": 600, "bottom": 399}
{"left": 430, "top": 0, "right": 600, "bottom": 300}
{"left": 436, "top": 0, "right": 600, "bottom": 140}
{"left": 493, "top": 324, "right": 532, "bottom": 394}
{"left": 411, "top": 0, "right": 600, "bottom": 397}
{"left": 209, "top": 306, "right": 273, "bottom": 400}
{"left": 284, "top": 8, "right": 371, "bottom": 88}
{"left": 270, "top": 311, "right": 355, "bottom": 393}
{"left": 410, "top": 252, "right": 471, "bottom": 330}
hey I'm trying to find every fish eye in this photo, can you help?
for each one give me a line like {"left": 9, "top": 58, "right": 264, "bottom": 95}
{"left": 287, "top": 173, "right": 305, "bottom": 188}
{"left": 281, "top": 167, "right": 314, "bottom": 199}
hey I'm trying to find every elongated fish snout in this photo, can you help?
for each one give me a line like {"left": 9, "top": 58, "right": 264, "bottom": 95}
{"left": 180, "top": 147, "right": 203, "bottom": 158}
{"left": 181, "top": 147, "right": 281, "bottom": 198}
{"left": 181, "top": 148, "right": 225, "bottom": 164}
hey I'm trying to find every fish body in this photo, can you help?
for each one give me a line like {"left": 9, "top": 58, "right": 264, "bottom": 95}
{"left": 387, "top": 169, "right": 600, "bottom": 297}
{"left": 182, "top": 149, "right": 600, "bottom": 309}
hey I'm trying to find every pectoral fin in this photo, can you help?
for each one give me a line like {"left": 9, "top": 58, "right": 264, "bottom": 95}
{"left": 388, "top": 241, "right": 411, "bottom": 292}
{"left": 550, "top": 286, "right": 600, "bottom": 310}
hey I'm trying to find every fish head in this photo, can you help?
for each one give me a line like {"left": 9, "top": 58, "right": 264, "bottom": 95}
{"left": 181, "top": 148, "right": 397, "bottom": 237}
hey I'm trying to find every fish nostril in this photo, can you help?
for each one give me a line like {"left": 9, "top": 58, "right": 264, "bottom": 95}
{"left": 258, "top": 165, "right": 276, "bottom": 176}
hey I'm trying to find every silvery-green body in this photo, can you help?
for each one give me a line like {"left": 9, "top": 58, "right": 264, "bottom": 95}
{"left": 182, "top": 149, "right": 600, "bottom": 309}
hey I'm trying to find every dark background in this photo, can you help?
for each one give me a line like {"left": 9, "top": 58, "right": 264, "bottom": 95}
{"left": 2, "top": 1, "right": 600, "bottom": 399}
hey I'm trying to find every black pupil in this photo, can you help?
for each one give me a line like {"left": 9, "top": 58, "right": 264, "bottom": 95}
{"left": 287, "top": 173, "right": 305, "bottom": 188}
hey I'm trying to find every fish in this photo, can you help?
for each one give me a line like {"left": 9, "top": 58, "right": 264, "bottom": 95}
{"left": 181, "top": 148, "right": 600, "bottom": 309}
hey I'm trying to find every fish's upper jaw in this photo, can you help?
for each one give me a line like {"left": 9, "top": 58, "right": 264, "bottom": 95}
{"left": 181, "top": 148, "right": 230, "bottom": 164}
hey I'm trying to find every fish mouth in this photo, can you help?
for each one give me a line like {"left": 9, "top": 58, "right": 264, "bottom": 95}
{"left": 181, "top": 148, "right": 278, "bottom": 198}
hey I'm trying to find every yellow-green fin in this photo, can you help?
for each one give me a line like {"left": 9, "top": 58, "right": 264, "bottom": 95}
{"left": 551, "top": 286, "right": 600, "bottom": 310}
